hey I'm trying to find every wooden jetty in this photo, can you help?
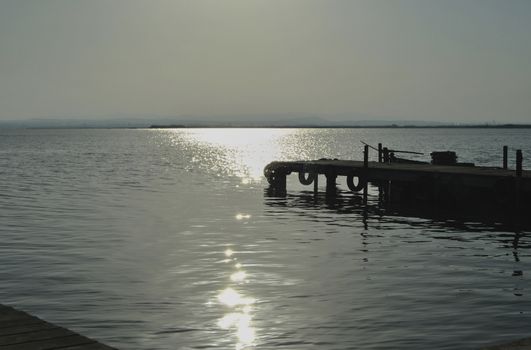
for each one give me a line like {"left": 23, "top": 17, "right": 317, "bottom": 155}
{"left": 0, "top": 304, "right": 116, "bottom": 350}
{"left": 264, "top": 146, "right": 530, "bottom": 218}
{"left": 264, "top": 159, "right": 531, "bottom": 191}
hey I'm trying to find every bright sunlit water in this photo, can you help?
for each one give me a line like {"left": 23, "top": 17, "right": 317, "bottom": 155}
{"left": 1, "top": 128, "right": 531, "bottom": 350}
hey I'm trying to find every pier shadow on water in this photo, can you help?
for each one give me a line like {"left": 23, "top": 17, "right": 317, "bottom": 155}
{"left": 265, "top": 183, "right": 531, "bottom": 232}
{"left": 264, "top": 185, "right": 531, "bottom": 291}
{"left": 264, "top": 185, "right": 531, "bottom": 264}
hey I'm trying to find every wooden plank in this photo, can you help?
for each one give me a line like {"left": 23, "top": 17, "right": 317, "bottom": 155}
{"left": 0, "top": 322, "right": 56, "bottom": 337}
{"left": 57, "top": 343, "right": 118, "bottom": 350}
{"left": 0, "top": 307, "right": 44, "bottom": 331}
{"left": 0, "top": 318, "right": 46, "bottom": 329}
{"left": 266, "top": 160, "right": 531, "bottom": 182}
{"left": 0, "top": 334, "right": 95, "bottom": 350}
{"left": 0, "top": 304, "right": 117, "bottom": 350}
{"left": 0, "top": 327, "right": 74, "bottom": 346}
{"left": 292, "top": 160, "right": 531, "bottom": 178}
{"left": 0, "top": 310, "right": 34, "bottom": 322}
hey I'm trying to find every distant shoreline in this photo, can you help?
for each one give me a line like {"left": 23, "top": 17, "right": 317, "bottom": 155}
{"left": 148, "top": 124, "right": 531, "bottom": 129}
{"left": 2, "top": 124, "right": 531, "bottom": 130}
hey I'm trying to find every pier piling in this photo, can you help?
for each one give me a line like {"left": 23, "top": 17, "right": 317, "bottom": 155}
{"left": 503, "top": 146, "right": 508, "bottom": 170}
{"left": 326, "top": 172, "right": 337, "bottom": 194}
{"left": 516, "top": 150, "right": 523, "bottom": 177}
{"left": 378, "top": 143, "right": 383, "bottom": 163}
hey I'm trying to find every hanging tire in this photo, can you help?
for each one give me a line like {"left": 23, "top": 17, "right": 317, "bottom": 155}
{"left": 347, "top": 173, "right": 366, "bottom": 192}
{"left": 298, "top": 172, "right": 316, "bottom": 185}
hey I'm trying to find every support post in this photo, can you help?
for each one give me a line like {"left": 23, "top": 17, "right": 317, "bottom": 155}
{"left": 363, "top": 144, "right": 369, "bottom": 203}
{"left": 325, "top": 172, "right": 337, "bottom": 196}
{"left": 378, "top": 143, "right": 383, "bottom": 163}
{"left": 274, "top": 173, "right": 287, "bottom": 192}
{"left": 266, "top": 172, "right": 287, "bottom": 196}
{"left": 313, "top": 173, "right": 319, "bottom": 194}
{"left": 383, "top": 147, "right": 389, "bottom": 164}
{"left": 364, "top": 145, "right": 369, "bottom": 168}
{"left": 516, "top": 150, "right": 523, "bottom": 177}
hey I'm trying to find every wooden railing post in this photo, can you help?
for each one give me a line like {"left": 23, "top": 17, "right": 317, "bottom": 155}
{"left": 364, "top": 145, "right": 369, "bottom": 168}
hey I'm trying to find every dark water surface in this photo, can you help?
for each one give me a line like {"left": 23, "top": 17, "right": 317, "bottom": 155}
{"left": 1, "top": 128, "right": 530, "bottom": 350}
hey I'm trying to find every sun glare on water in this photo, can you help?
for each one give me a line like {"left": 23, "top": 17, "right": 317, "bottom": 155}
{"left": 177, "top": 128, "right": 295, "bottom": 182}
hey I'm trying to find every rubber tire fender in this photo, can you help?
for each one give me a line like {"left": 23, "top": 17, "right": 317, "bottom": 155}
{"left": 298, "top": 172, "right": 316, "bottom": 185}
{"left": 346, "top": 173, "right": 366, "bottom": 192}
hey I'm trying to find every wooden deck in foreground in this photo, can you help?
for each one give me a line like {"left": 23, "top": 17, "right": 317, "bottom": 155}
{"left": 0, "top": 304, "right": 116, "bottom": 350}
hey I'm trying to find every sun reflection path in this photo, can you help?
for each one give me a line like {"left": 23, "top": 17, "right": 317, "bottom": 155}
{"left": 216, "top": 246, "right": 257, "bottom": 349}
{"left": 176, "top": 128, "right": 296, "bottom": 182}
{"left": 230, "top": 271, "right": 247, "bottom": 282}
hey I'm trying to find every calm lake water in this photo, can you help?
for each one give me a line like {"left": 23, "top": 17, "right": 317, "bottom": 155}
{"left": 1, "top": 128, "right": 530, "bottom": 350}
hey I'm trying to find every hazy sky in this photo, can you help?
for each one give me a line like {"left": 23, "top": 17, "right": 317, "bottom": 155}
{"left": 1, "top": 0, "right": 530, "bottom": 123}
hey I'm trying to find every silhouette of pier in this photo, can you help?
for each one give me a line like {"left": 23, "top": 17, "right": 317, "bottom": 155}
{"left": 264, "top": 146, "right": 529, "bottom": 220}
{"left": 0, "top": 304, "right": 116, "bottom": 350}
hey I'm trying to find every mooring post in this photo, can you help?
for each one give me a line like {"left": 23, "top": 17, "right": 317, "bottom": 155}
{"left": 516, "top": 150, "right": 523, "bottom": 177}
{"left": 378, "top": 143, "right": 383, "bottom": 163}
{"left": 503, "top": 146, "right": 508, "bottom": 170}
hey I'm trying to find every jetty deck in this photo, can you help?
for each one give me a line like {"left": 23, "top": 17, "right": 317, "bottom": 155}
{"left": 265, "top": 159, "right": 530, "bottom": 185}
{"left": 0, "top": 304, "right": 116, "bottom": 350}
{"left": 264, "top": 157, "right": 530, "bottom": 216}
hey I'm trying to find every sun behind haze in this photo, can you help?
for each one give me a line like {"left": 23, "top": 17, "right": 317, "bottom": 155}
{"left": 0, "top": 0, "right": 530, "bottom": 124}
